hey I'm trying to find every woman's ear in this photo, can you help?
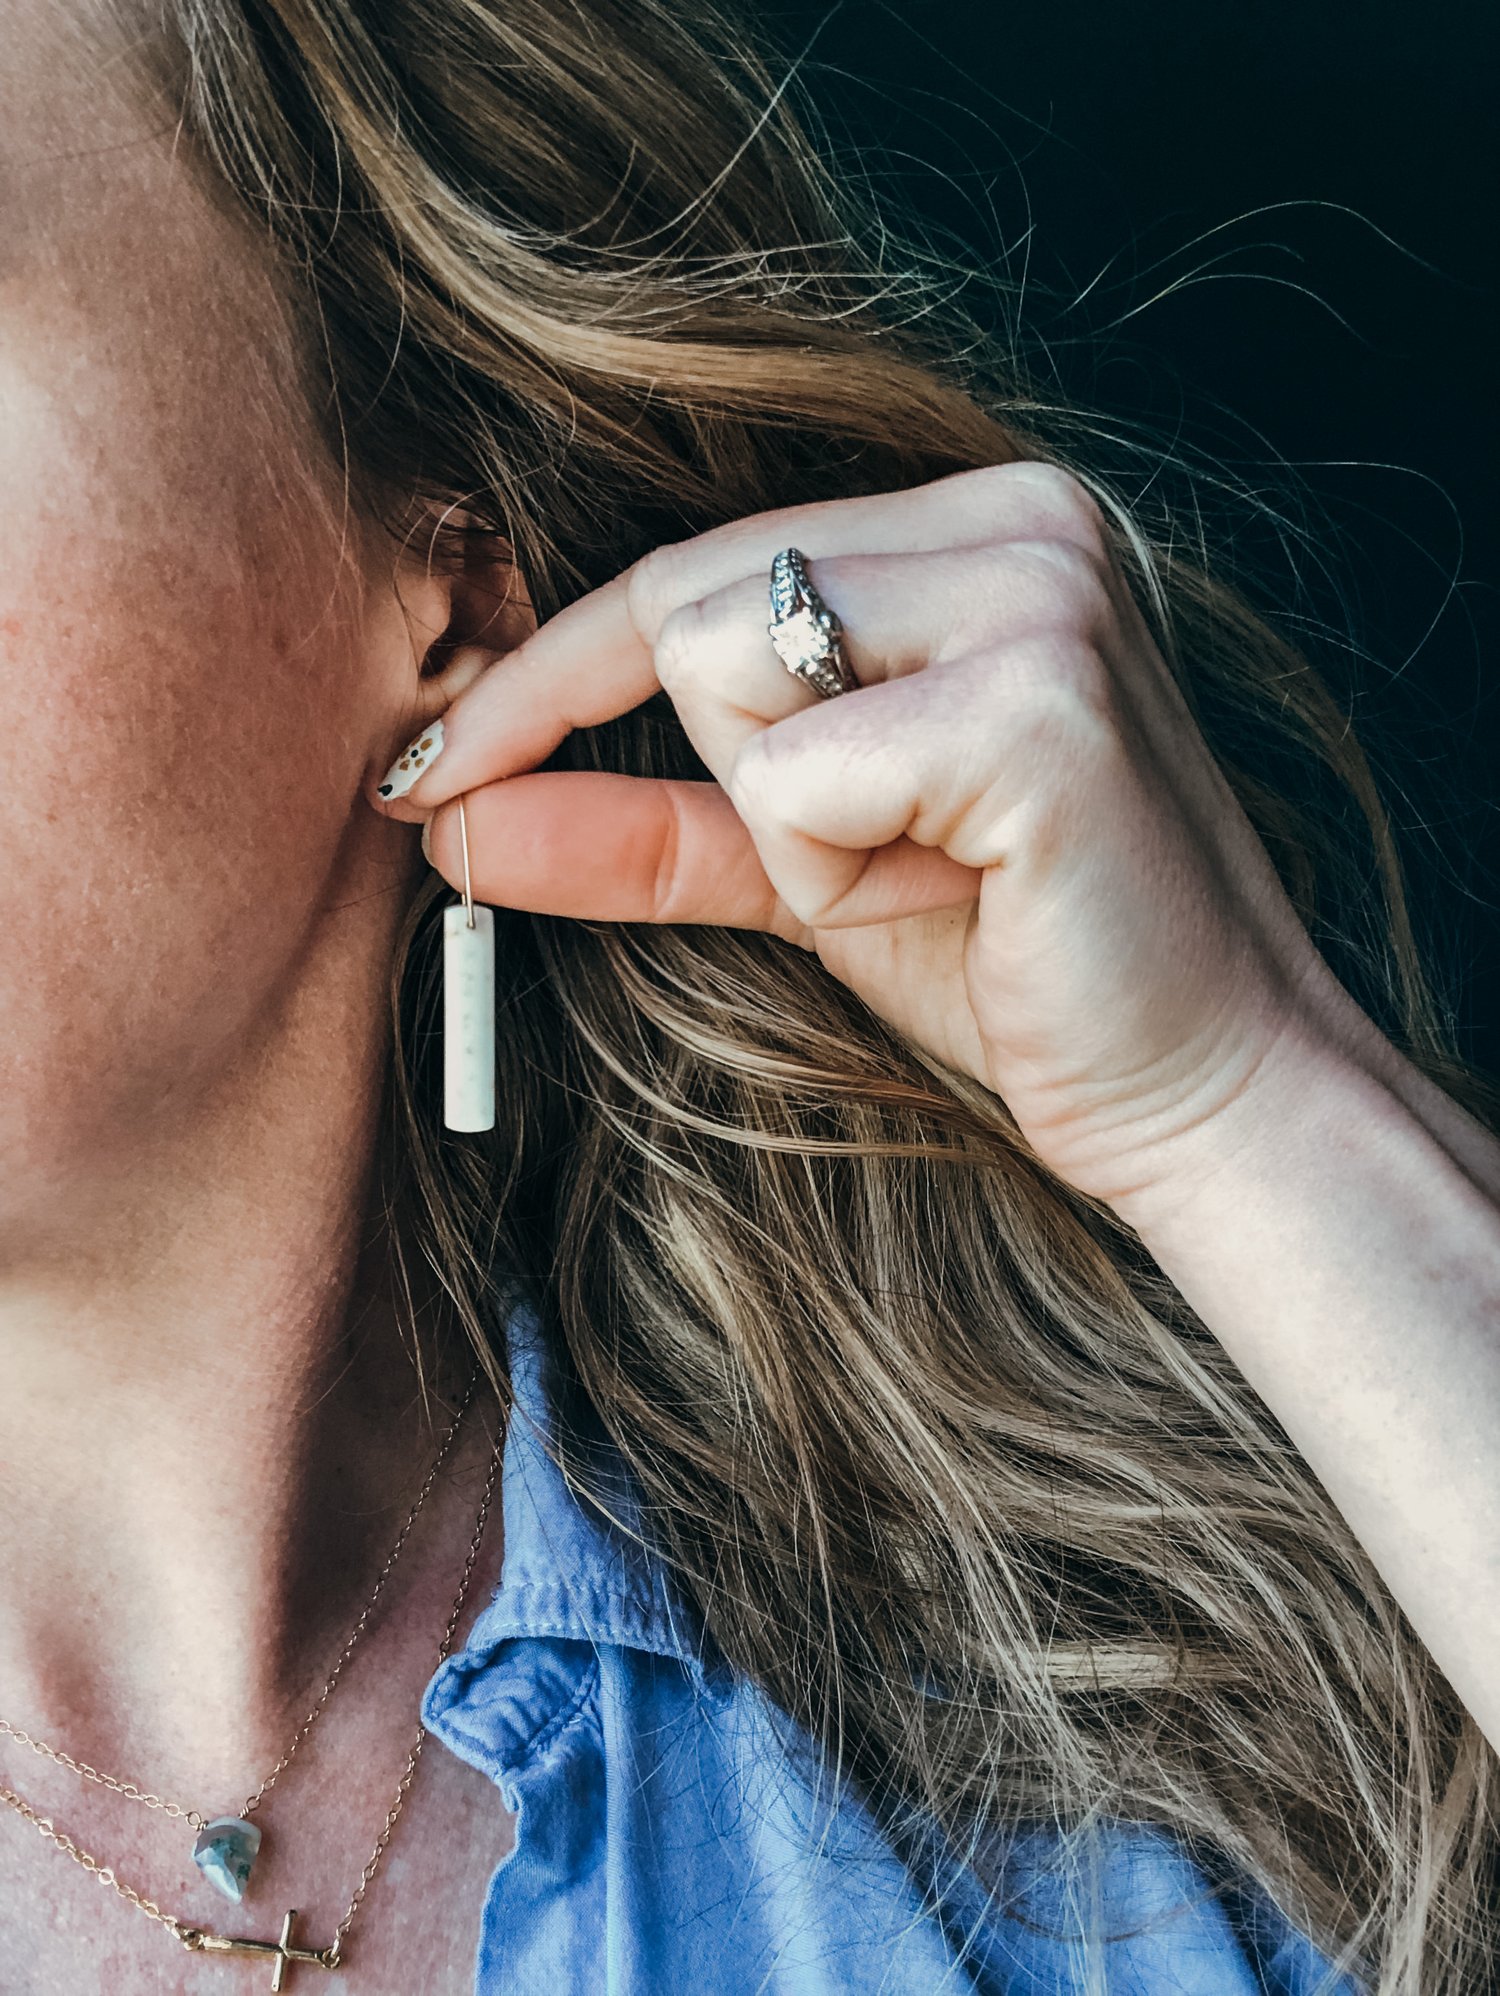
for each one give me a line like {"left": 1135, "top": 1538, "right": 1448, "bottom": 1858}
{"left": 388, "top": 507, "right": 538, "bottom": 724}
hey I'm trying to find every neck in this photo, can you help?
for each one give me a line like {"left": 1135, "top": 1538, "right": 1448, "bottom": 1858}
{"left": 0, "top": 889, "right": 492, "bottom": 1806}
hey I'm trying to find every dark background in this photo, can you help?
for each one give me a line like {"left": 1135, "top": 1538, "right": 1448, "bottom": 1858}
{"left": 764, "top": 1, "right": 1499, "bottom": 1079}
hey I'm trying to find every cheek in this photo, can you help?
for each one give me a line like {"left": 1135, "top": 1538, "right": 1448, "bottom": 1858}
{"left": 0, "top": 94, "right": 407, "bottom": 1216}
{"left": 0, "top": 433, "right": 372, "bottom": 1176}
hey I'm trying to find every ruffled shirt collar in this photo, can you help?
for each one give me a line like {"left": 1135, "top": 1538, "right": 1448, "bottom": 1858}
{"left": 420, "top": 1296, "right": 717, "bottom": 1761}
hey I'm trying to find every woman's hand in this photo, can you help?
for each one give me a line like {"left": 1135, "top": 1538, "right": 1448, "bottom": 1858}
{"left": 373, "top": 461, "right": 1500, "bottom": 1757}
{"left": 371, "top": 462, "right": 1379, "bottom": 1223}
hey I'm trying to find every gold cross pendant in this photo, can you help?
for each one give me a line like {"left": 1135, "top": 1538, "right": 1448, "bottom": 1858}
{"left": 180, "top": 1909, "right": 340, "bottom": 1989}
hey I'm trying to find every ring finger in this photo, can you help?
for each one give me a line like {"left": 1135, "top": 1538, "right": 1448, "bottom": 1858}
{"left": 655, "top": 539, "right": 1111, "bottom": 787}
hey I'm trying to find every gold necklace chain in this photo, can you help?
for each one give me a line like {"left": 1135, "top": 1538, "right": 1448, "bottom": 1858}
{"left": 0, "top": 1413, "right": 503, "bottom": 1981}
{"left": 0, "top": 1369, "right": 480, "bottom": 1832}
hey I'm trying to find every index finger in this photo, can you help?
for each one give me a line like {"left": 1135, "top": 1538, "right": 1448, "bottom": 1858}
{"left": 368, "top": 459, "right": 1068, "bottom": 813}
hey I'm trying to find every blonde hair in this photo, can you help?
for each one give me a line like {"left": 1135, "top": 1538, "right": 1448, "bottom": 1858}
{"left": 127, "top": 2, "right": 1500, "bottom": 1986}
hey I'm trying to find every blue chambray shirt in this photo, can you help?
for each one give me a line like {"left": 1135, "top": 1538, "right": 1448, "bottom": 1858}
{"left": 420, "top": 1300, "right": 1362, "bottom": 1994}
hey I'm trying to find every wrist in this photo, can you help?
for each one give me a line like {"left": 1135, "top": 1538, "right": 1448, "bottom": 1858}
{"left": 1107, "top": 1026, "right": 1407, "bottom": 1247}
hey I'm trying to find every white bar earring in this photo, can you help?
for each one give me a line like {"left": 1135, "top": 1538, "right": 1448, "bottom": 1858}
{"left": 442, "top": 793, "right": 496, "bottom": 1132}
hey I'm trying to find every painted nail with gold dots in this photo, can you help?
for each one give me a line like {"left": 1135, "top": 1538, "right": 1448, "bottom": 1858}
{"left": 377, "top": 719, "right": 445, "bottom": 800}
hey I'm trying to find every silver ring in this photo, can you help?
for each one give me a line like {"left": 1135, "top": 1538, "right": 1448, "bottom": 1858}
{"left": 767, "top": 547, "right": 858, "bottom": 700}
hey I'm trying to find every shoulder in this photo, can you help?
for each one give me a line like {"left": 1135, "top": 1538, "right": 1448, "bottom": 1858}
{"left": 446, "top": 1634, "right": 1358, "bottom": 1995}
{"left": 428, "top": 1301, "right": 1358, "bottom": 1993}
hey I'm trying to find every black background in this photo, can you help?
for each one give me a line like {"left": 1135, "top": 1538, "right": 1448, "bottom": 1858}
{"left": 762, "top": 2, "right": 1498, "bottom": 1079}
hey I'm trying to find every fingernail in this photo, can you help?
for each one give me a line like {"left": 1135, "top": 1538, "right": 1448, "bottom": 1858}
{"left": 420, "top": 816, "right": 433, "bottom": 863}
{"left": 377, "top": 718, "right": 445, "bottom": 800}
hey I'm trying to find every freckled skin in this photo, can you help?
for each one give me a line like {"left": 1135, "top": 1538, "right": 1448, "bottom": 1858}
{"left": 0, "top": 9, "right": 519, "bottom": 1990}
{"left": 0, "top": 11, "right": 439, "bottom": 1221}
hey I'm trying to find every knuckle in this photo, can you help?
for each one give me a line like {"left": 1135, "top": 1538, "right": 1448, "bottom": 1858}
{"left": 727, "top": 728, "right": 780, "bottom": 814}
{"left": 942, "top": 459, "right": 1031, "bottom": 507}
{"left": 940, "top": 460, "right": 1114, "bottom": 573}
{"left": 652, "top": 594, "right": 713, "bottom": 693}
{"left": 1002, "top": 633, "right": 1120, "bottom": 739}
{"left": 624, "top": 536, "right": 696, "bottom": 645}
{"left": 999, "top": 458, "right": 1109, "bottom": 541}
{"left": 1004, "top": 536, "right": 1115, "bottom": 631}
{"left": 648, "top": 787, "right": 689, "bottom": 922}
{"left": 729, "top": 726, "right": 813, "bottom": 837}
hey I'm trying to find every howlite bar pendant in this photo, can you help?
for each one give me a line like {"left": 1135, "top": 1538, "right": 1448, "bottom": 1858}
{"left": 192, "top": 1816, "right": 262, "bottom": 1902}
{"left": 443, "top": 904, "right": 496, "bottom": 1132}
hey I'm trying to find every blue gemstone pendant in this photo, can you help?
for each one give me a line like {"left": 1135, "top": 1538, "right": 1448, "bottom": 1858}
{"left": 192, "top": 1815, "right": 263, "bottom": 1903}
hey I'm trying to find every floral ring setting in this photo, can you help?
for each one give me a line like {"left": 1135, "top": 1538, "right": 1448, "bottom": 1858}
{"left": 766, "top": 546, "right": 860, "bottom": 701}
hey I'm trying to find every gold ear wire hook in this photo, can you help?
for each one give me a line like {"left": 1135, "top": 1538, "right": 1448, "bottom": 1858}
{"left": 457, "top": 793, "right": 475, "bottom": 928}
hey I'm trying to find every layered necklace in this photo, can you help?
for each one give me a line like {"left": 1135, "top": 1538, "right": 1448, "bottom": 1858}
{"left": 0, "top": 1367, "right": 502, "bottom": 1985}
